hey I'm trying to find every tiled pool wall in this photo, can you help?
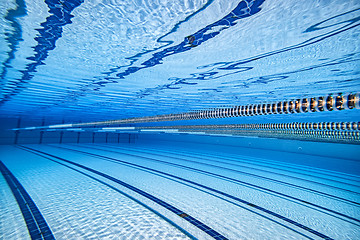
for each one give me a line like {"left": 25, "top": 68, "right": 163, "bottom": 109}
{"left": 0, "top": 117, "right": 138, "bottom": 145}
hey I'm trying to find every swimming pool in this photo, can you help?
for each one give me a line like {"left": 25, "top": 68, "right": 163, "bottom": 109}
{"left": 0, "top": 0, "right": 359, "bottom": 239}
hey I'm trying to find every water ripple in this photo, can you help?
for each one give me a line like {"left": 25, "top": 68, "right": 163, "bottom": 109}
{"left": 0, "top": 0, "right": 84, "bottom": 105}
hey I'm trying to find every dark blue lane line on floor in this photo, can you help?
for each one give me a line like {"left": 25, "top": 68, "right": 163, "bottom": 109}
{"left": 62, "top": 144, "right": 360, "bottom": 225}
{"left": 95, "top": 144, "right": 360, "bottom": 193}
{"left": 85, "top": 144, "right": 360, "bottom": 206}
{"left": 0, "top": 160, "right": 55, "bottom": 240}
{"left": 16, "top": 148, "right": 197, "bottom": 240}
{"left": 134, "top": 144, "right": 360, "bottom": 183}
{"left": 120, "top": 144, "right": 360, "bottom": 186}
{"left": 20, "top": 147, "right": 316, "bottom": 240}
{"left": 18, "top": 146, "right": 228, "bottom": 240}
{"left": 105, "top": 144, "right": 359, "bottom": 189}
{"left": 26, "top": 145, "right": 335, "bottom": 239}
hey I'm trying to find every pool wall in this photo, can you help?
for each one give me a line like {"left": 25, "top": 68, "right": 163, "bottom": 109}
{"left": 0, "top": 117, "right": 137, "bottom": 145}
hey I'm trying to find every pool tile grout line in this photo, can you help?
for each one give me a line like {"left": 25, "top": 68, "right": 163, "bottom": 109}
{"left": 0, "top": 160, "right": 55, "bottom": 240}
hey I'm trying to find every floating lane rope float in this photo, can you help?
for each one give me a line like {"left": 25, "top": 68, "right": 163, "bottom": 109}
{"left": 72, "top": 93, "right": 360, "bottom": 125}
{"left": 12, "top": 93, "right": 359, "bottom": 130}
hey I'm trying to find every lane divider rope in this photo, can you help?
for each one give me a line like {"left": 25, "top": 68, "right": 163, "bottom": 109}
{"left": 13, "top": 93, "right": 360, "bottom": 130}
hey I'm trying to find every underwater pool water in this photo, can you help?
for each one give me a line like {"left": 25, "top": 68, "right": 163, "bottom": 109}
{"left": 1, "top": 139, "right": 360, "bottom": 240}
{"left": 0, "top": 0, "right": 359, "bottom": 239}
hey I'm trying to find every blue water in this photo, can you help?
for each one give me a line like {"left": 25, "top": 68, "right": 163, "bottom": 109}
{"left": 0, "top": 0, "right": 360, "bottom": 239}
{"left": 0, "top": 0, "right": 359, "bottom": 121}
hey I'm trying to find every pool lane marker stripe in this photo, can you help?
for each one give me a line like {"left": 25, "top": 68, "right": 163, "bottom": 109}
{"left": 60, "top": 143, "right": 360, "bottom": 225}
{"left": 128, "top": 144, "right": 360, "bottom": 183}
{"left": 18, "top": 146, "right": 228, "bottom": 240}
{"left": 21, "top": 145, "right": 334, "bottom": 240}
{"left": 0, "top": 160, "right": 55, "bottom": 240}
{"left": 95, "top": 144, "right": 360, "bottom": 197}
{"left": 90, "top": 144, "right": 360, "bottom": 206}
{"left": 59, "top": 144, "right": 360, "bottom": 231}
{"left": 17, "top": 148, "right": 197, "bottom": 240}
{"left": 105, "top": 144, "right": 359, "bottom": 190}
{"left": 86, "top": 145, "right": 360, "bottom": 224}
{"left": 19, "top": 146, "right": 315, "bottom": 240}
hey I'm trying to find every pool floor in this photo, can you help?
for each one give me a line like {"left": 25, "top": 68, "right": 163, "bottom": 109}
{"left": 1, "top": 143, "right": 359, "bottom": 239}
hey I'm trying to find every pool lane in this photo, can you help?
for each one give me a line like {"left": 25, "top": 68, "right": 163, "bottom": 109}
{"left": 36, "top": 143, "right": 360, "bottom": 239}
{"left": 21, "top": 144, "right": 340, "bottom": 239}
{"left": 0, "top": 168, "right": 31, "bottom": 240}
{"left": 19, "top": 145, "right": 229, "bottom": 240}
{"left": 0, "top": 160, "right": 55, "bottom": 240}
{"left": 127, "top": 142, "right": 360, "bottom": 182}
{"left": 4, "top": 143, "right": 359, "bottom": 239}
{"left": 54, "top": 143, "right": 360, "bottom": 224}
{"left": 0, "top": 145, "right": 192, "bottom": 240}
{"left": 99, "top": 144, "right": 360, "bottom": 192}
{"left": 85, "top": 143, "right": 360, "bottom": 204}
{"left": 90, "top": 143, "right": 360, "bottom": 205}
{"left": 17, "top": 145, "right": 314, "bottom": 240}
